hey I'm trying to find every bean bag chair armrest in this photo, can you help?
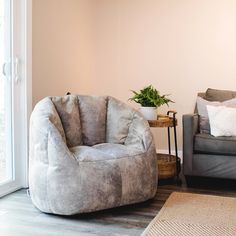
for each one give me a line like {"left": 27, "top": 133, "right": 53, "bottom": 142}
{"left": 125, "top": 112, "right": 154, "bottom": 152}
{"left": 30, "top": 97, "right": 71, "bottom": 166}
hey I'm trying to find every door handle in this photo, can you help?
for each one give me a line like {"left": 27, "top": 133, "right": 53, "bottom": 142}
{"left": 2, "top": 57, "right": 20, "bottom": 82}
{"left": 2, "top": 62, "right": 11, "bottom": 78}
{"left": 2, "top": 63, "right": 6, "bottom": 76}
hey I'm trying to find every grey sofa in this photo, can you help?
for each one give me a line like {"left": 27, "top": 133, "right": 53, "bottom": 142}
{"left": 183, "top": 88, "right": 236, "bottom": 180}
{"left": 29, "top": 95, "right": 157, "bottom": 215}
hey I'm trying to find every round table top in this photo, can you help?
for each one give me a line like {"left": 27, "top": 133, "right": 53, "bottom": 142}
{"left": 148, "top": 115, "right": 177, "bottom": 127}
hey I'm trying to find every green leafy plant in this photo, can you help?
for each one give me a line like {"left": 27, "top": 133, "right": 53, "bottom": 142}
{"left": 129, "top": 85, "right": 174, "bottom": 107}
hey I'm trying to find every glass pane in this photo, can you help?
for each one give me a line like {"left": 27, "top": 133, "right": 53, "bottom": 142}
{"left": 0, "top": 0, "right": 12, "bottom": 184}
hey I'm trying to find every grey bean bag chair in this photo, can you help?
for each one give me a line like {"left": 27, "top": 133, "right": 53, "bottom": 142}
{"left": 29, "top": 95, "right": 157, "bottom": 215}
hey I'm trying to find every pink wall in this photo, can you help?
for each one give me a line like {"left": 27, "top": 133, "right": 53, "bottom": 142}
{"left": 33, "top": 0, "right": 95, "bottom": 105}
{"left": 33, "top": 0, "right": 236, "bottom": 150}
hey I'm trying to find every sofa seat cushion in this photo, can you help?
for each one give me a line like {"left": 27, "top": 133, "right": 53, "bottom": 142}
{"left": 70, "top": 143, "right": 142, "bottom": 162}
{"left": 194, "top": 133, "right": 236, "bottom": 156}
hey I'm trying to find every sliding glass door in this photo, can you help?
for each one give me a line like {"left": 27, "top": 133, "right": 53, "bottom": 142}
{"left": 0, "top": 0, "right": 31, "bottom": 196}
{"left": 0, "top": 0, "right": 13, "bottom": 185}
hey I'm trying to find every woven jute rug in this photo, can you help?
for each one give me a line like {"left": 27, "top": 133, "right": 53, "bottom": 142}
{"left": 142, "top": 192, "right": 236, "bottom": 236}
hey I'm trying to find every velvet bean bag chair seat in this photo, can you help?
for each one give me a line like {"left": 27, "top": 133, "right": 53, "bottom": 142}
{"left": 29, "top": 95, "right": 157, "bottom": 215}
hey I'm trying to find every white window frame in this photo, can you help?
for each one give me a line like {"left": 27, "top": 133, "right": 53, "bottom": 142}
{"left": 0, "top": 0, "right": 32, "bottom": 197}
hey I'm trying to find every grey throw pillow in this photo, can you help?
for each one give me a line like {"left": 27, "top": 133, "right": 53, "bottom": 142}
{"left": 206, "top": 88, "right": 236, "bottom": 102}
{"left": 199, "top": 116, "right": 211, "bottom": 134}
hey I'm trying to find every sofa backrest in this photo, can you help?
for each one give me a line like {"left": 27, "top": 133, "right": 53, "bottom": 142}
{"left": 51, "top": 95, "right": 135, "bottom": 147}
{"left": 205, "top": 88, "right": 236, "bottom": 102}
{"left": 194, "top": 88, "right": 236, "bottom": 113}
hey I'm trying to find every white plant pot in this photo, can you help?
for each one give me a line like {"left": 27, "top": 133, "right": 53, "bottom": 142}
{"left": 139, "top": 107, "right": 157, "bottom": 120}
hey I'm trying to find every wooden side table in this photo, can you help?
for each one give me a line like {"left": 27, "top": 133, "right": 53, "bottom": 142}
{"left": 148, "top": 111, "right": 181, "bottom": 184}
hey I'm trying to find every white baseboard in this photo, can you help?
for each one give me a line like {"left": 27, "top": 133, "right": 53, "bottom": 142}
{"left": 0, "top": 183, "right": 23, "bottom": 198}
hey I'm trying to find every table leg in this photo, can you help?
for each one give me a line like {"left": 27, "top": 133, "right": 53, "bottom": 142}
{"left": 167, "top": 127, "right": 171, "bottom": 155}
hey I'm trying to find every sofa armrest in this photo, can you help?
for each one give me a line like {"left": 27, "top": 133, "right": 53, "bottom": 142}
{"left": 182, "top": 113, "right": 199, "bottom": 175}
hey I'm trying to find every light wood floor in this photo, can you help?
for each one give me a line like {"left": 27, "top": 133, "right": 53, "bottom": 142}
{"left": 0, "top": 179, "right": 236, "bottom": 236}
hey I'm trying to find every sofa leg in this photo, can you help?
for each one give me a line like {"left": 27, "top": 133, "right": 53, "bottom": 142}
{"left": 185, "top": 175, "right": 195, "bottom": 186}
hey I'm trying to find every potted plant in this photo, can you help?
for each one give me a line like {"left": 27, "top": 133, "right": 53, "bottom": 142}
{"left": 129, "top": 85, "right": 174, "bottom": 120}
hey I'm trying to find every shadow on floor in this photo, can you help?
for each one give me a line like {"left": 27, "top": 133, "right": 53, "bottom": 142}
{"left": 185, "top": 176, "right": 236, "bottom": 191}
{"left": 158, "top": 163, "right": 236, "bottom": 193}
